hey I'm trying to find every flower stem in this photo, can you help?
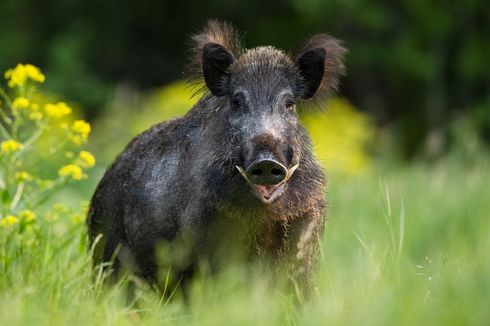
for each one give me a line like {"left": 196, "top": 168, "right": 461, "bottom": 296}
{"left": 14, "top": 121, "right": 48, "bottom": 160}
{"left": 9, "top": 182, "right": 24, "bottom": 211}
{"left": 0, "top": 88, "right": 13, "bottom": 125}
{"left": 0, "top": 121, "right": 10, "bottom": 139}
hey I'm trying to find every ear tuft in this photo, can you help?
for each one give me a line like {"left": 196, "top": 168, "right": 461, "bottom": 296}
{"left": 295, "top": 34, "right": 347, "bottom": 100}
{"left": 192, "top": 20, "right": 241, "bottom": 58}
{"left": 187, "top": 20, "right": 242, "bottom": 96}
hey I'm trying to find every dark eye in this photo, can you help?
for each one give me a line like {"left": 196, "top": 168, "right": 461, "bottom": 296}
{"left": 285, "top": 99, "right": 295, "bottom": 110}
{"left": 231, "top": 93, "right": 244, "bottom": 108}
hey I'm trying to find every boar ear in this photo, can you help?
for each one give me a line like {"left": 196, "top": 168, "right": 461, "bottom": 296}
{"left": 187, "top": 20, "right": 241, "bottom": 96}
{"left": 294, "top": 34, "right": 347, "bottom": 100}
{"left": 202, "top": 43, "right": 234, "bottom": 96}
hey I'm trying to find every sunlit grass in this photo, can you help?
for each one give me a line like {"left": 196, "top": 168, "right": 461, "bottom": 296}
{"left": 1, "top": 153, "right": 489, "bottom": 325}
{"left": 1, "top": 63, "right": 488, "bottom": 325}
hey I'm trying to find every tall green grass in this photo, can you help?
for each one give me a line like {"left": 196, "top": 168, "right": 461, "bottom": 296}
{"left": 1, "top": 155, "right": 489, "bottom": 325}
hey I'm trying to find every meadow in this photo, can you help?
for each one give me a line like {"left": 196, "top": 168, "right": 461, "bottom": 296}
{"left": 1, "top": 66, "right": 489, "bottom": 325}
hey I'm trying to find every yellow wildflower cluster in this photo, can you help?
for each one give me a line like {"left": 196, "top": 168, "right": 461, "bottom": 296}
{"left": 0, "top": 215, "right": 19, "bottom": 227}
{"left": 4, "top": 64, "right": 45, "bottom": 88}
{"left": 15, "top": 171, "right": 33, "bottom": 182}
{"left": 302, "top": 98, "right": 376, "bottom": 176}
{"left": 28, "top": 103, "right": 43, "bottom": 120}
{"left": 18, "top": 210, "right": 36, "bottom": 223}
{"left": 58, "top": 164, "right": 85, "bottom": 180}
{"left": 11, "top": 97, "right": 44, "bottom": 120}
{"left": 71, "top": 213, "right": 86, "bottom": 225}
{"left": 12, "top": 97, "right": 30, "bottom": 111}
{"left": 1, "top": 63, "right": 96, "bottom": 238}
{"left": 1, "top": 139, "right": 23, "bottom": 154}
{"left": 0, "top": 210, "right": 36, "bottom": 229}
{"left": 70, "top": 120, "right": 91, "bottom": 145}
{"left": 57, "top": 150, "right": 95, "bottom": 180}
{"left": 44, "top": 102, "right": 72, "bottom": 118}
{"left": 78, "top": 150, "right": 96, "bottom": 168}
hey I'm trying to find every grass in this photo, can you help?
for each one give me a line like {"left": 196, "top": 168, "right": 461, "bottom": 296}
{"left": 1, "top": 154, "right": 489, "bottom": 325}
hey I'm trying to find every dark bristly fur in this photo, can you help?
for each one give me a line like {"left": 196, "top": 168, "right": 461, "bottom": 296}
{"left": 87, "top": 20, "right": 346, "bottom": 295}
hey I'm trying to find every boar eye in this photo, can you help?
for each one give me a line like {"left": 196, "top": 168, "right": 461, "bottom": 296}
{"left": 285, "top": 99, "right": 296, "bottom": 110}
{"left": 231, "top": 93, "right": 244, "bottom": 109}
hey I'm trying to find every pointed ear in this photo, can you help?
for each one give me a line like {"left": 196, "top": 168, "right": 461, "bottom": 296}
{"left": 187, "top": 20, "right": 241, "bottom": 96}
{"left": 295, "top": 34, "right": 347, "bottom": 100}
{"left": 202, "top": 43, "right": 234, "bottom": 96}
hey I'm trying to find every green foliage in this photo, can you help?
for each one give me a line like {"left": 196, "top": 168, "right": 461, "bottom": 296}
{"left": 1, "top": 0, "right": 489, "bottom": 155}
{"left": 90, "top": 81, "right": 199, "bottom": 165}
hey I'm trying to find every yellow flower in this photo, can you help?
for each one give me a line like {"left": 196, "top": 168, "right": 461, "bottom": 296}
{"left": 79, "top": 151, "right": 96, "bottom": 168}
{"left": 44, "top": 102, "right": 72, "bottom": 118}
{"left": 58, "top": 164, "right": 85, "bottom": 180}
{"left": 26, "top": 103, "right": 43, "bottom": 120}
{"left": 52, "top": 203, "right": 70, "bottom": 213}
{"left": 29, "top": 112, "right": 43, "bottom": 120}
{"left": 15, "top": 171, "right": 33, "bottom": 182}
{"left": 70, "top": 136, "right": 82, "bottom": 146}
{"left": 71, "top": 213, "right": 85, "bottom": 225}
{"left": 12, "top": 97, "right": 30, "bottom": 110}
{"left": 301, "top": 98, "right": 376, "bottom": 176}
{"left": 0, "top": 215, "right": 19, "bottom": 227}
{"left": 4, "top": 64, "right": 45, "bottom": 88}
{"left": 24, "top": 65, "right": 45, "bottom": 82}
{"left": 70, "top": 120, "right": 91, "bottom": 145}
{"left": 71, "top": 120, "right": 91, "bottom": 135}
{"left": 1, "top": 139, "right": 23, "bottom": 154}
{"left": 19, "top": 210, "right": 36, "bottom": 223}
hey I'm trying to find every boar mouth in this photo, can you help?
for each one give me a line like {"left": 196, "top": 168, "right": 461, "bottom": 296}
{"left": 235, "top": 164, "right": 299, "bottom": 204}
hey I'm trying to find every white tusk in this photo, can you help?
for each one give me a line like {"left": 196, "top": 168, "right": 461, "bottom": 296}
{"left": 236, "top": 163, "right": 299, "bottom": 184}
{"left": 284, "top": 163, "right": 299, "bottom": 182}
{"left": 236, "top": 165, "right": 251, "bottom": 183}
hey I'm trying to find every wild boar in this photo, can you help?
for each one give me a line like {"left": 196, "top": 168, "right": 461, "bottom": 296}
{"left": 87, "top": 20, "right": 346, "bottom": 293}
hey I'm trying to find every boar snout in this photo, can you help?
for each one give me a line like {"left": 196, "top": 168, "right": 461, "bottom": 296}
{"left": 246, "top": 158, "right": 287, "bottom": 186}
{"left": 236, "top": 150, "right": 299, "bottom": 203}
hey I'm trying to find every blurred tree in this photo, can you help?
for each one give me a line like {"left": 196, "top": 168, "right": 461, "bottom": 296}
{"left": 292, "top": 0, "right": 490, "bottom": 156}
{"left": 0, "top": 0, "right": 488, "bottom": 157}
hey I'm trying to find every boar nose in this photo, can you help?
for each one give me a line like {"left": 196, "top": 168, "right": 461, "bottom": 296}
{"left": 246, "top": 159, "right": 287, "bottom": 185}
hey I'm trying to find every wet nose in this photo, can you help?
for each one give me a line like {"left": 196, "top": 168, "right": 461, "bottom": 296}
{"left": 246, "top": 159, "right": 287, "bottom": 185}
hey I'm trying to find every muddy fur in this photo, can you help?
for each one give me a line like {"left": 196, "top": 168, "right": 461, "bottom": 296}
{"left": 87, "top": 20, "right": 346, "bottom": 293}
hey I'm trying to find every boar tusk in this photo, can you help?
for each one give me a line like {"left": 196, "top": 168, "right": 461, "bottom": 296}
{"left": 236, "top": 165, "right": 251, "bottom": 183}
{"left": 284, "top": 164, "right": 299, "bottom": 182}
{"left": 236, "top": 163, "right": 299, "bottom": 184}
